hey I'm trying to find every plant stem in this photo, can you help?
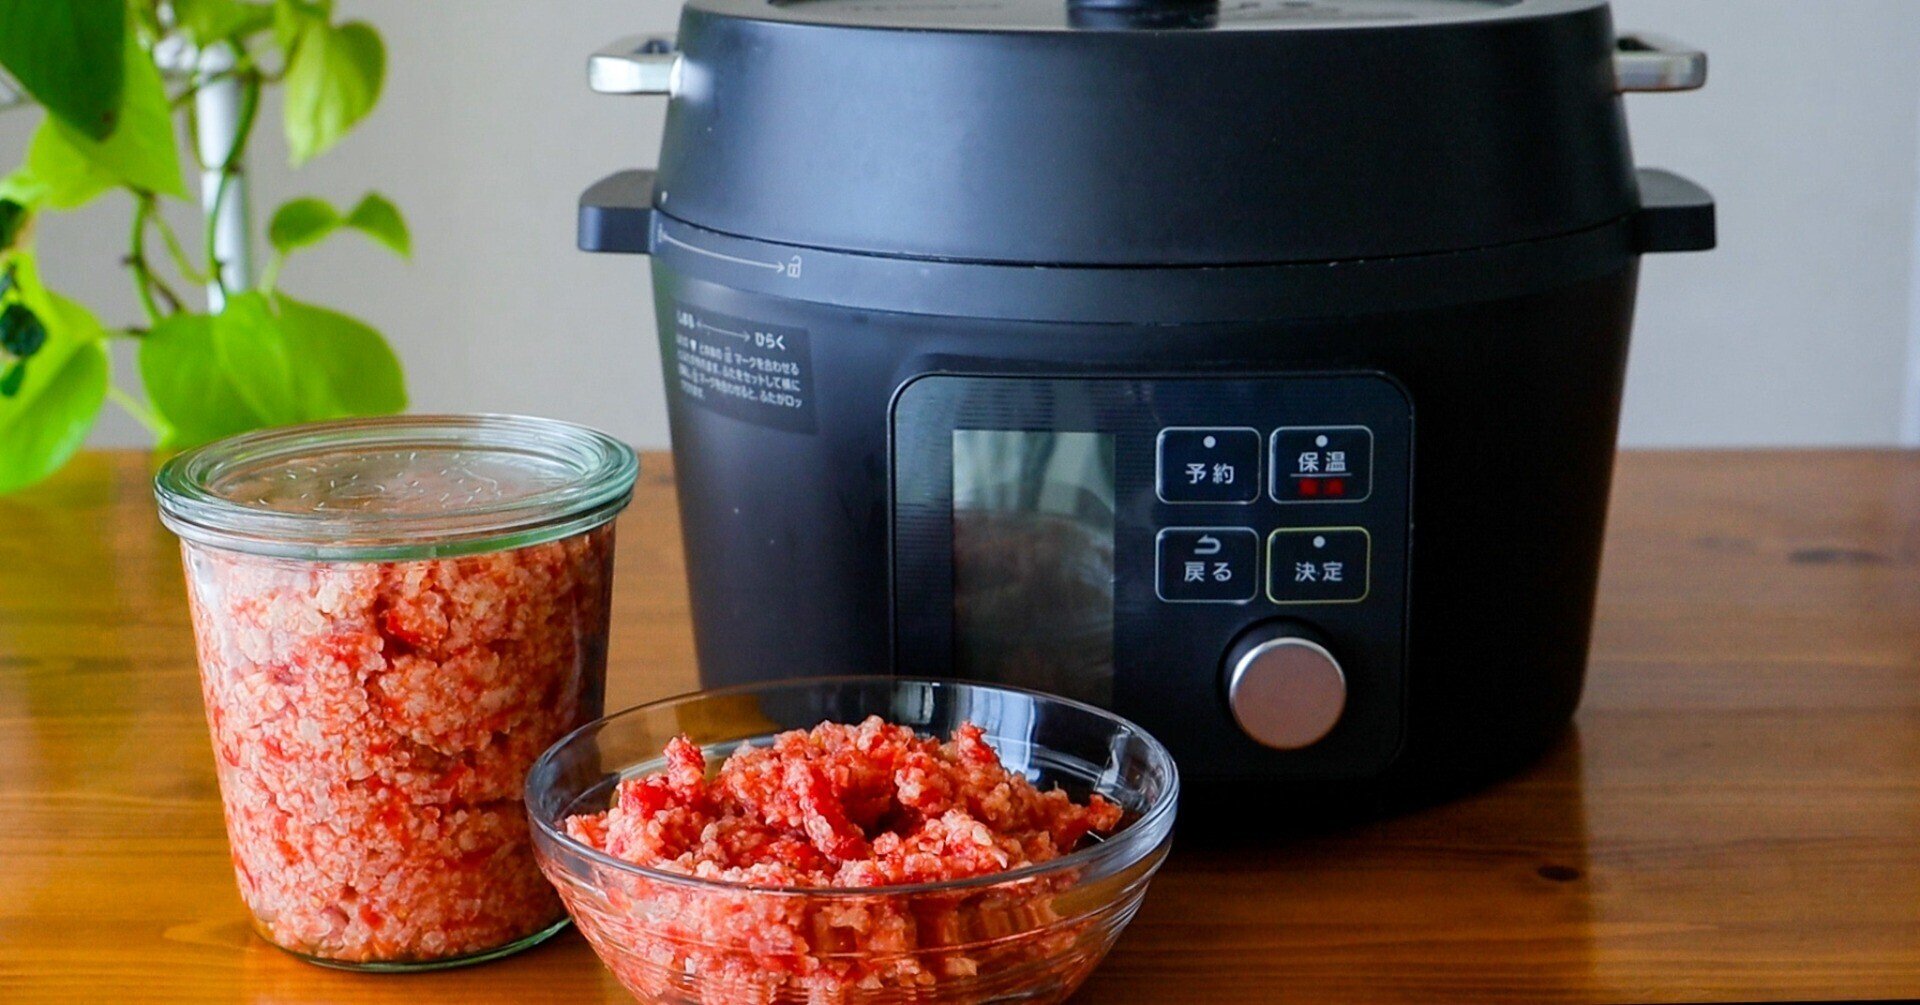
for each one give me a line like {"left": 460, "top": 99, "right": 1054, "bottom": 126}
{"left": 128, "top": 198, "right": 165, "bottom": 326}
{"left": 171, "top": 69, "right": 241, "bottom": 110}
{"left": 149, "top": 201, "right": 209, "bottom": 284}
{"left": 204, "top": 69, "right": 263, "bottom": 300}
{"left": 107, "top": 385, "right": 166, "bottom": 438}
{"left": 127, "top": 193, "right": 187, "bottom": 318}
{"left": 152, "top": 276, "right": 184, "bottom": 314}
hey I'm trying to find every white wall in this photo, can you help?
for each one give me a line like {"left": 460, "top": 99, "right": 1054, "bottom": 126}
{"left": 4, "top": 0, "right": 1917, "bottom": 450}
{"left": 1611, "top": 0, "right": 1920, "bottom": 446}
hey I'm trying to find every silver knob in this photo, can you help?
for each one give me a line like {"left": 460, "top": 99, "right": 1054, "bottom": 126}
{"left": 589, "top": 36, "right": 681, "bottom": 96}
{"left": 1614, "top": 33, "right": 1707, "bottom": 93}
{"left": 1226, "top": 634, "right": 1347, "bottom": 750}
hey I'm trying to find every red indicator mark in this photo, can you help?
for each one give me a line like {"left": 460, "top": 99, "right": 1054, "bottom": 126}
{"left": 1299, "top": 479, "right": 1320, "bottom": 497}
{"left": 1326, "top": 479, "right": 1347, "bottom": 497}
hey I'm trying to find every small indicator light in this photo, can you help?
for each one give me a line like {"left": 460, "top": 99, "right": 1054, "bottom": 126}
{"left": 1326, "top": 479, "right": 1346, "bottom": 496}
{"left": 1299, "top": 479, "right": 1320, "bottom": 497}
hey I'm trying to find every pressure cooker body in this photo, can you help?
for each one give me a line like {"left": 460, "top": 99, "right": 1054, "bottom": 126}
{"left": 578, "top": 0, "right": 1716, "bottom": 801}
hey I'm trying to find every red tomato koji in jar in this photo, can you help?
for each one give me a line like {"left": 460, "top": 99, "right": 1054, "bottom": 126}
{"left": 157, "top": 416, "right": 636, "bottom": 968}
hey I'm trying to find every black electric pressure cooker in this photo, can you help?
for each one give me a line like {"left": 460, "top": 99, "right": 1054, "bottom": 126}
{"left": 578, "top": 0, "right": 1715, "bottom": 801}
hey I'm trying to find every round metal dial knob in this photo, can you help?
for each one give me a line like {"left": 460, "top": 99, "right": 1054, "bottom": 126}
{"left": 1225, "top": 632, "right": 1347, "bottom": 750}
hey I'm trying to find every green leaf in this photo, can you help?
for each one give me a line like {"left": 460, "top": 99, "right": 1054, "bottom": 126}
{"left": 0, "top": 0, "right": 124, "bottom": 141}
{"left": 20, "top": 119, "right": 118, "bottom": 210}
{"left": 43, "top": 31, "right": 186, "bottom": 199}
{"left": 272, "top": 2, "right": 303, "bottom": 54}
{"left": 282, "top": 19, "right": 385, "bottom": 166}
{"left": 273, "top": 0, "right": 331, "bottom": 53}
{"left": 275, "top": 294, "right": 405, "bottom": 417}
{"left": 15, "top": 259, "right": 108, "bottom": 349}
{"left": 267, "top": 192, "right": 409, "bottom": 260}
{"left": 128, "top": 2, "right": 164, "bottom": 41}
{"left": 139, "top": 312, "right": 265, "bottom": 452}
{"left": 0, "top": 172, "right": 37, "bottom": 208}
{"left": 211, "top": 291, "right": 298, "bottom": 425}
{"left": 0, "top": 257, "right": 110, "bottom": 494}
{"left": 210, "top": 291, "right": 405, "bottom": 427}
{"left": 1, "top": 303, "right": 48, "bottom": 358}
{"left": 174, "top": 0, "right": 275, "bottom": 46}
{"left": 344, "top": 193, "right": 409, "bottom": 257}
{"left": 0, "top": 342, "right": 105, "bottom": 491}
{"left": 267, "top": 197, "right": 341, "bottom": 255}
{"left": 0, "top": 341, "right": 108, "bottom": 492}
{"left": 0, "top": 361, "right": 24, "bottom": 398}
{"left": 0, "top": 201, "right": 24, "bottom": 250}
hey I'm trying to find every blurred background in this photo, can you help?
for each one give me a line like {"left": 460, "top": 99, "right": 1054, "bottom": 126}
{"left": 3, "top": 0, "right": 1917, "bottom": 450}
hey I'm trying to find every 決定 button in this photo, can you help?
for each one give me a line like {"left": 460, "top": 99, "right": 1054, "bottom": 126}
{"left": 1158, "top": 428, "right": 1261, "bottom": 504}
{"left": 1157, "top": 528, "right": 1259, "bottom": 603}
{"left": 1266, "top": 528, "right": 1370, "bottom": 604}
{"left": 1271, "top": 426, "right": 1373, "bottom": 503}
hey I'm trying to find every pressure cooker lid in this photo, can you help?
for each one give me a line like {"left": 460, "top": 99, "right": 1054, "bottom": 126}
{"left": 652, "top": 0, "right": 1638, "bottom": 264}
{"left": 707, "top": 0, "right": 1529, "bottom": 32}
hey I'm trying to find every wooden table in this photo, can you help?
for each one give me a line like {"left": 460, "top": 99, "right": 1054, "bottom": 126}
{"left": 3, "top": 450, "right": 1918, "bottom": 1003}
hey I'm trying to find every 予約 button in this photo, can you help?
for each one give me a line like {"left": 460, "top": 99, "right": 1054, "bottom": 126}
{"left": 1157, "top": 527, "right": 1259, "bottom": 603}
{"left": 1271, "top": 426, "right": 1373, "bottom": 503}
{"left": 1158, "top": 428, "right": 1260, "bottom": 504}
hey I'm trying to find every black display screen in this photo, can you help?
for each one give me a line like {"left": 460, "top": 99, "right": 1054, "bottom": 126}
{"left": 951, "top": 430, "right": 1116, "bottom": 706}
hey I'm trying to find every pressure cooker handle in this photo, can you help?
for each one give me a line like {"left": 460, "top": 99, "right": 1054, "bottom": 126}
{"left": 1614, "top": 33, "right": 1707, "bottom": 92}
{"left": 589, "top": 36, "right": 679, "bottom": 95}
{"left": 579, "top": 170, "right": 656, "bottom": 255}
{"left": 1634, "top": 168, "right": 1715, "bottom": 254}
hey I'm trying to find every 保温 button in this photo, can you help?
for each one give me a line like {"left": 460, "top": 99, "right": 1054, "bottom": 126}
{"left": 1272, "top": 426, "right": 1372, "bottom": 503}
{"left": 1157, "top": 527, "right": 1259, "bottom": 603}
{"left": 1158, "top": 427, "right": 1261, "bottom": 504}
{"left": 1267, "top": 527, "right": 1370, "bottom": 604}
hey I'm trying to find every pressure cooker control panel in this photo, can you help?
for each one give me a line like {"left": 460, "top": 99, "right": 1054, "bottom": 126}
{"left": 1155, "top": 426, "right": 1378, "bottom": 605}
{"left": 892, "top": 372, "right": 1412, "bottom": 781}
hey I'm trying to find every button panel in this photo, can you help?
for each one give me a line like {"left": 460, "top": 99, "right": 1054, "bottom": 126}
{"left": 892, "top": 374, "right": 1410, "bottom": 779}
{"left": 1156, "top": 528, "right": 1259, "bottom": 603}
{"left": 1271, "top": 426, "right": 1373, "bottom": 503}
{"left": 1154, "top": 424, "right": 1382, "bottom": 609}
{"left": 1157, "top": 427, "right": 1261, "bottom": 504}
{"left": 1266, "top": 528, "right": 1371, "bottom": 604}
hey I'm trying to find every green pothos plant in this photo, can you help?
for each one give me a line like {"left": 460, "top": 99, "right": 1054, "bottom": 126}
{"left": 0, "top": 0, "right": 408, "bottom": 493}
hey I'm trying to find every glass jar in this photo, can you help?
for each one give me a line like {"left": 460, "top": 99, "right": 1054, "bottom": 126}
{"left": 155, "top": 415, "right": 637, "bottom": 970}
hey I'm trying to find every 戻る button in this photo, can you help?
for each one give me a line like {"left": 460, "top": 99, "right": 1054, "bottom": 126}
{"left": 1267, "top": 528, "right": 1370, "bottom": 604}
{"left": 1271, "top": 426, "right": 1373, "bottom": 503}
{"left": 1157, "top": 527, "right": 1259, "bottom": 603}
{"left": 1158, "top": 427, "right": 1261, "bottom": 504}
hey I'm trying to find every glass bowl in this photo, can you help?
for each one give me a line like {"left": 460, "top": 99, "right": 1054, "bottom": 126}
{"left": 525, "top": 676, "right": 1179, "bottom": 1004}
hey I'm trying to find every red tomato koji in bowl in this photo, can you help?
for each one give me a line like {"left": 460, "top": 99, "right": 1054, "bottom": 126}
{"left": 566, "top": 718, "right": 1121, "bottom": 888}
{"left": 530, "top": 680, "right": 1178, "bottom": 1005}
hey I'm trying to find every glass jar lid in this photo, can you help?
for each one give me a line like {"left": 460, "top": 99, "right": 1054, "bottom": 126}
{"left": 155, "top": 414, "right": 639, "bottom": 561}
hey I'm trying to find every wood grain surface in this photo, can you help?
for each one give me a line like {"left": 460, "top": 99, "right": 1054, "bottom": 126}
{"left": 2, "top": 450, "right": 1918, "bottom": 1003}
